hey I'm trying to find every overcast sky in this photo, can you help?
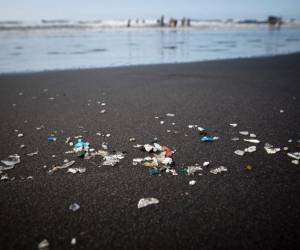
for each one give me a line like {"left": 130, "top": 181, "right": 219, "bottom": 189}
{"left": 0, "top": 0, "right": 299, "bottom": 21}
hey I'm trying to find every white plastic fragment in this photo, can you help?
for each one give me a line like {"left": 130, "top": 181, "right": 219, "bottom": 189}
{"left": 203, "top": 161, "right": 210, "bottom": 167}
{"left": 189, "top": 180, "right": 196, "bottom": 186}
{"left": 137, "top": 198, "right": 159, "bottom": 208}
{"left": 264, "top": 143, "right": 281, "bottom": 154}
{"left": 100, "top": 109, "right": 106, "bottom": 114}
{"left": 197, "top": 127, "right": 205, "bottom": 132}
{"left": 287, "top": 152, "right": 300, "bottom": 160}
{"left": 102, "top": 142, "right": 108, "bottom": 150}
{"left": 160, "top": 121, "right": 165, "bottom": 125}
{"left": 17, "top": 133, "right": 23, "bottom": 137}
{"left": 234, "top": 150, "right": 245, "bottom": 156}
{"left": 166, "top": 113, "right": 175, "bottom": 117}
{"left": 283, "top": 147, "right": 289, "bottom": 151}
{"left": 280, "top": 109, "right": 284, "bottom": 113}
{"left": 291, "top": 160, "right": 299, "bottom": 165}
{"left": 230, "top": 123, "right": 238, "bottom": 127}
{"left": 38, "top": 239, "right": 49, "bottom": 249}
{"left": 102, "top": 152, "right": 125, "bottom": 166}
{"left": 244, "top": 146, "right": 257, "bottom": 153}
{"left": 48, "top": 160, "right": 76, "bottom": 174}
{"left": 1, "top": 154, "right": 20, "bottom": 167}
{"left": 210, "top": 166, "right": 227, "bottom": 175}
{"left": 231, "top": 137, "right": 240, "bottom": 141}
{"left": 244, "top": 139, "right": 260, "bottom": 144}
{"left": 239, "top": 131, "right": 249, "bottom": 136}
{"left": 250, "top": 133, "right": 256, "bottom": 138}
{"left": 27, "top": 151, "right": 38, "bottom": 156}
{"left": 69, "top": 203, "right": 80, "bottom": 212}
{"left": 67, "top": 168, "right": 86, "bottom": 174}
{"left": 71, "top": 238, "right": 76, "bottom": 245}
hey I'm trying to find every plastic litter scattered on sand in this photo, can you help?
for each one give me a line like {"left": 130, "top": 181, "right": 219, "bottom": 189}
{"left": 264, "top": 143, "right": 281, "bottom": 154}
{"left": 244, "top": 139, "right": 260, "bottom": 144}
{"left": 181, "top": 165, "right": 203, "bottom": 175}
{"left": 73, "top": 139, "right": 90, "bottom": 158}
{"left": 149, "top": 168, "right": 160, "bottom": 176}
{"left": 1, "top": 154, "right": 20, "bottom": 167}
{"left": 137, "top": 198, "right": 159, "bottom": 208}
{"left": 38, "top": 239, "right": 49, "bottom": 249}
{"left": 48, "top": 160, "right": 76, "bottom": 174}
{"left": 69, "top": 203, "right": 80, "bottom": 212}
{"left": 210, "top": 166, "right": 227, "bottom": 175}
{"left": 102, "top": 152, "right": 125, "bottom": 166}
{"left": 239, "top": 131, "right": 249, "bottom": 136}
{"left": 189, "top": 180, "right": 196, "bottom": 185}
{"left": 67, "top": 168, "right": 86, "bottom": 174}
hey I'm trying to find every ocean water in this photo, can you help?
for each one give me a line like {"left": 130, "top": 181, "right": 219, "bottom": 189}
{"left": 0, "top": 26, "right": 300, "bottom": 74}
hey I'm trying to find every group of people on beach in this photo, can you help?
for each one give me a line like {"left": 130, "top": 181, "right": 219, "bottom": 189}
{"left": 127, "top": 15, "right": 191, "bottom": 28}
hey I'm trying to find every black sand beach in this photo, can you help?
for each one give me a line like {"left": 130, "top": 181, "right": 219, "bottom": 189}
{"left": 0, "top": 54, "right": 300, "bottom": 250}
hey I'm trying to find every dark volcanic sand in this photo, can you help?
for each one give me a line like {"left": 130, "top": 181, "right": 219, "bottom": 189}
{"left": 0, "top": 54, "right": 300, "bottom": 250}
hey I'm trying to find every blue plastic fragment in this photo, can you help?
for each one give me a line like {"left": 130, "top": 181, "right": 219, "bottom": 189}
{"left": 48, "top": 136, "right": 56, "bottom": 142}
{"left": 200, "top": 136, "right": 214, "bottom": 142}
{"left": 74, "top": 139, "right": 90, "bottom": 151}
{"left": 149, "top": 168, "right": 160, "bottom": 176}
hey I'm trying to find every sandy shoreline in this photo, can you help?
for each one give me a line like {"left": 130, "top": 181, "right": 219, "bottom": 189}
{"left": 0, "top": 54, "right": 300, "bottom": 249}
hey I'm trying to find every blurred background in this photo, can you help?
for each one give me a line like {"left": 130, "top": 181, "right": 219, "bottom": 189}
{"left": 0, "top": 0, "right": 300, "bottom": 73}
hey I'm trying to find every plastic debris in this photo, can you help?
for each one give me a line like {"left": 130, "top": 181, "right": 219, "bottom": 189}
{"left": 67, "top": 168, "right": 86, "bottom": 174}
{"left": 48, "top": 160, "right": 76, "bottom": 174}
{"left": 230, "top": 123, "right": 238, "bottom": 127}
{"left": 69, "top": 203, "right": 80, "bottom": 212}
{"left": 102, "top": 152, "right": 125, "bottom": 166}
{"left": 71, "top": 238, "right": 76, "bottom": 245}
{"left": 1, "top": 154, "right": 20, "bottom": 167}
{"left": 264, "top": 143, "right": 281, "bottom": 154}
{"left": 17, "top": 133, "right": 23, "bottom": 137}
{"left": 245, "top": 165, "right": 253, "bottom": 171}
{"left": 203, "top": 161, "right": 210, "bottom": 167}
{"left": 1, "top": 174, "right": 9, "bottom": 181}
{"left": 197, "top": 127, "right": 205, "bottom": 132}
{"left": 166, "top": 113, "right": 175, "bottom": 117}
{"left": 250, "top": 133, "right": 256, "bottom": 138}
{"left": 137, "top": 198, "right": 159, "bottom": 208}
{"left": 244, "top": 146, "right": 257, "bottom": 153}
{"left": 234, "top": 150, "right": 245, "bottom": 156}
{"left": 189, "top": 180, "right": 196, "bottom": 186}
{"left": 239, "top": 131, "right": 249, "bottom": 136}
{"left": 101, "top": 142, "right": 108, "bottom": 150}
{"left": 160, "top": 121, "right": 165, "bottom": 125}
{"left": 0, "top": 165, "right": 15, "bottom": 171}
{"left": 149, "top": 168, "right": 160, "bottom": 176}
{"left": 200, "top": 136, "right": 215, "bottom": 142}
{"left": 27, "top": 151, "right": 38, "bottom": 157}
{"left": 47, "top": 136, "right": 57, "bottom": 142}
{"left": 291, "top": 160, "right": 299, "bottom": 165}
{"left": 244, "top": 139, "right": 260, "bottom": 144}
{"left": 74, "top": 139, "right": 90, "bottom": 157}
{"left": 38, "top": 239, "right": 49, "bottom": 249}
{"left": 129, "top": 137, "right": 136, "bottom": 142}
{"left": 280, "top": 109, "right": 284, "bottom": 113}
{"left": 181, "top": 165, "right": 203, "bottom": 175}
{"left": 100, "top": 109, "right": 106, "bottom": 114}
{"left": 210, "top": 166, "right": 227, "bottom": 175}
{"left": 287, "top": 152, "right": 300, "bottom": 160}
{"left": 231, "top": 137, "right": 240, "bottom": 141}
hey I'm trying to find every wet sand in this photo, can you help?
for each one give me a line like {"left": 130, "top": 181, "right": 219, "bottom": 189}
{"left": 0, "top": 54, "right": 300, "bottom": 249}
